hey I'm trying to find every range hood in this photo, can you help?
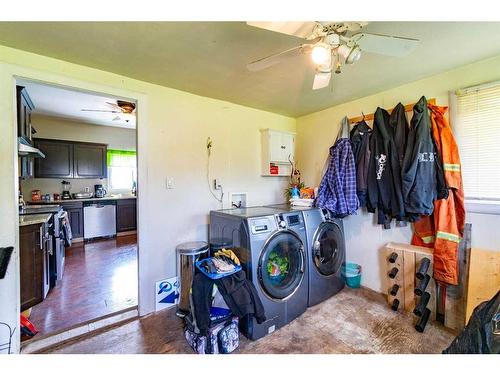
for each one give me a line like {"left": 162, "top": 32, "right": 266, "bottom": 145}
{"left": 18, "top": 137, "right": 45, "bottom": 158}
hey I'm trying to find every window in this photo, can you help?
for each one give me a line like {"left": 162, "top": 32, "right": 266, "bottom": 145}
{"left": 453, "top": 81, "right": 500, "bottom": 201}
{"left": 107, "top": 149, "right": 137, "bottom": 191}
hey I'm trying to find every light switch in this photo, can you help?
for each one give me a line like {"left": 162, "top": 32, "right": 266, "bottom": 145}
{"left": 166, "top": 177, "right": 174, "bottom": 189}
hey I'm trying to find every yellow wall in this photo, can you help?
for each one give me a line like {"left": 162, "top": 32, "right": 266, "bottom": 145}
{"left": 296, "top": 54, "right": 500, "bottom": 292}
{"left": 0, "top": 45, "right": 295, "bottom": 351}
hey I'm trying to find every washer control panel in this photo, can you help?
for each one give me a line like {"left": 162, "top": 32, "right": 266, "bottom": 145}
{"left": 249, "top": 217, "right": 273, "bottom": 234}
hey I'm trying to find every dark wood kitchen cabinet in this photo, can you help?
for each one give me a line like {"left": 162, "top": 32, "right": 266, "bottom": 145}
{"left": 116, "top": 199, "right": 137, "bottom": 232}
{"left": 16, "top": 86, "right": 35, "bottom": 143}
{"left": 73, "top": 143, "right": 107, "bottom": 178}
{"left": 20, "top": 223, "right": 49, "bottom": 311}
{"left": 61, "top": 202, "right": 84, "bottom": 239}
{"left": 34, "top": 138, "right": 107, "bottom": 179}
{"left": 17, "top": 86, "right": 36, "bottom": 179}
{"left": 34, "top": 139, "right": 74, "bottom": 178}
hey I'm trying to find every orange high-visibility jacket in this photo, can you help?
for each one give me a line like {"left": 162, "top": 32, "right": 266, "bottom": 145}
{"left": 412, "top": 104, "right": 465, "bottom": 285}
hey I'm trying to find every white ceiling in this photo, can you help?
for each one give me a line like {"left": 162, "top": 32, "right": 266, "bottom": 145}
{"left": 17, "top": 79, "right": 137, "bottom": 129}
{"left": 3, "top": 22, "right": 500, "bottom": 117}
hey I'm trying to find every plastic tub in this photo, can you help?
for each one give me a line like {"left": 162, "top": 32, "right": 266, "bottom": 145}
{"left": 342, "top": 263, "right": 362, "bottom": 288}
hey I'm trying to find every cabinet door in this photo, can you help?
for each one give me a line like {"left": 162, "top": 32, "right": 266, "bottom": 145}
{"left": 16, "top": 86, "right": 34, "bottom": 142}
{"left": 20, "top": 224, "right": 44, "bottom": 311}
{"left": 73, "top": 143, "right": 107, "bottom": 179}
{"left": 269, "top": 131, "right": 286, "bottom": 162}
{"left": 63, "top": 206, "right": 84, "bottom": 239}
{"left": 116, "top": 199, "right": 137, "bottom": 232}
{"left": 281, "top": 133, "right": 295, "bottom": 162}
{"left": 34, "top": 139, "right": 74, "bottom": 178}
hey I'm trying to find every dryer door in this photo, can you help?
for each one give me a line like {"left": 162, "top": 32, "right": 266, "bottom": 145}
{"left": 258, "top": 231, "right": 305, "bottom": 300}
{"left": 312, "top": 221, "right": 344, "bottom": 276}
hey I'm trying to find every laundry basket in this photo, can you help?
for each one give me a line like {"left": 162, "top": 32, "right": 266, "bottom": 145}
{"left": 342, "top": 263, "right": 362, "bottom": 288}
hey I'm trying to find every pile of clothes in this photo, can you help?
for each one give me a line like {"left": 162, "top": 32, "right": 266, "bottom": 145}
{"left": 198, "top": 249, "right": 241, "bottom": 275}
{"left": 316, "top": 96, "right": 465, "bottom": 285}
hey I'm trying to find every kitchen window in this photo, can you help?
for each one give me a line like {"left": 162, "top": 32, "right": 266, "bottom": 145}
{"left": 107, "top": 149, "right": 137, "bottom": 191}
{"left": 452, "top": 80, "right": 500, "bottom": 213}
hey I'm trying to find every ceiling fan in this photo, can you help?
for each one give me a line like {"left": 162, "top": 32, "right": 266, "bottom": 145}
{"left": 81, "top": 100, "right": 136, "bottom": 122}
{"left": 246, "top": 22, "right": 420, "bottom": 90}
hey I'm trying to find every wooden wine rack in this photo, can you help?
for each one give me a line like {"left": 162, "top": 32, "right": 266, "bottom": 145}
{"left": 384, "top": 243, "right": 436, "bottom": 322}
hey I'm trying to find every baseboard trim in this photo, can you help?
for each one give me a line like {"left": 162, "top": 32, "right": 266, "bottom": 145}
{"left": 21, "top": 307, "right": 138, "bottom": 354}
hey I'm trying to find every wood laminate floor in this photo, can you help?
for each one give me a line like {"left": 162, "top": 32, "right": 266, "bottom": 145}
{"left": 42, "top": 287, "right": 455, "bottom": 354}
{"left": 28, "top": 235, "right": 138, "bottom": 336}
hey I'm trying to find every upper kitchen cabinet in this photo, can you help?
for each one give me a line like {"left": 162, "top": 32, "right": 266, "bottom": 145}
{"left": 34, "top": 138, "right": 107, "bottom": 179}
{"left": 34, "top": 139, "right": 74, "bottom": 178}
{"left": 260, "top": 129, "right": 295, "bottom": 176}
{"left": 17, "top": 86, "right": 37, "bottom": 179}
{"left": 73, "top": 143, "right": 107, "bottom": 179}
{"left": 16, "top": 86, "right": 35, "bottom": 143}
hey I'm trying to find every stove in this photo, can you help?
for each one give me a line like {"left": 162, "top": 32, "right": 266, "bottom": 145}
{"left": 19, "top": 204, "right": 62, "bottom": 215}
{"left": 20, "top": 204, "right": 66, "bottom": 286}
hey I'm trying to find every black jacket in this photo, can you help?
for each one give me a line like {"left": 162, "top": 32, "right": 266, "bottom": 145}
{"left": 367, "top": 107, "right": 406, "bottom": 228}
{"left": 350, "top": 120, "right": 372, "bottom": 207}
{"left": 389, "top": 103, "right": 409, "bottom": 168}
{"left": 192, "top": 270, "right": 266, "bottom": 335}
{"left": 402, "top": 96, "right": 446, "bottom": 221}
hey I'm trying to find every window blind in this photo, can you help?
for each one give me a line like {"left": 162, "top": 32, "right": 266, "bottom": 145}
{"left": 454, "top": 81, "right": 500, "bottom": 200}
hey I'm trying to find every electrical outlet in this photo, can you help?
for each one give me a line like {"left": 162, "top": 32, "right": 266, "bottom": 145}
{"left": 166, "top": 177, "right": 174, "bottom": 189}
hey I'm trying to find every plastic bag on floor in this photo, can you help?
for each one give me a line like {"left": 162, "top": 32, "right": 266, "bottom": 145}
{"left": 443, "top": 290, "right": 499, "bottom": 354}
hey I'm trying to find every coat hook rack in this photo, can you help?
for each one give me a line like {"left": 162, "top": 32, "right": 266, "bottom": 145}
{"left": 348, "top": 98, "right": 436, "bottom": 125}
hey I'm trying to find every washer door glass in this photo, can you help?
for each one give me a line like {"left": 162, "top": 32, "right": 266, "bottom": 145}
{"left": 259, "top": 231, "right": 304, "bottom": 300}
{"left": 313, "top": 222, "right": 344, "bottom": 276}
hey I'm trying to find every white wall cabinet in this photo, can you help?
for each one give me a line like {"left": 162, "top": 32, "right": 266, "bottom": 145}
{"left": 261, "top": 129, "right": 295, "bottom": 176}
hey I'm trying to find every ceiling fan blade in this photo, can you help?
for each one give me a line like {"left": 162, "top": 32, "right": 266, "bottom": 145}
{"left": 247, "top": 21, "right": 318, "bottom": 39}
{"left": 247, "top": 44, "right": 312, "bottom": 72}
{"left": 81, "top": 109, "right": 121, "bottom": 113}
{"left": 312, "top": 71, "right": 331, "bottom": 90}
{"left": 350, "top": 33, "right": 420, "bottom": 57}
{"left": 106, "top": 102, "right": 125, "bottom": 112}
{"left": 112, "top": 116, "right": 121, "bottom": 121}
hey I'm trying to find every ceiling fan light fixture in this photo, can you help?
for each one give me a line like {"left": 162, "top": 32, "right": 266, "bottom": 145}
{"left": 338, "top": 44, "right": 362, "bottom": 64}
{"left": 311, "top": 43, "right": 331, "bottom": 66}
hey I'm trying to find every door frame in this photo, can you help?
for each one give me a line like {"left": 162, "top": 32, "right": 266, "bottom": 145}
{"left": 0, "top": 66, "right": 148, "bottom": 353}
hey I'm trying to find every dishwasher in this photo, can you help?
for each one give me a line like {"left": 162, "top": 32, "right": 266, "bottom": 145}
{"left": 83, "top": 201, "right": 117, "bottom": 240}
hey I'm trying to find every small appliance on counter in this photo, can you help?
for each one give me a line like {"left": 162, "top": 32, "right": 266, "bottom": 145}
{"left": 94, "top": 184, "right": 107, "bottom": 198}
{"left": 18, "top": 191, "right": 25, "bottom": 208}
{"left": 31, "top": 190, "right": 41, "bottom": 202}
{"left": 61, "top": 180, "right": 71, "bottom": 200}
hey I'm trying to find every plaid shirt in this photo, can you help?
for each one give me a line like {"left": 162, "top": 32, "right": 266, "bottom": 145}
{"left": 316, "top": 138, "right": 359, "bottom": 217}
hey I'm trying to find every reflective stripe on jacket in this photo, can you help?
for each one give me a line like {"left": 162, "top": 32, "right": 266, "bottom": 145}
{"left": 412, "top": 104, "right": 465, "bottom": 285}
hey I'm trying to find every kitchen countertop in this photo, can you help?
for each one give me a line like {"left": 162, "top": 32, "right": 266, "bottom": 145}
{"left": 19, "top": 213, "right": 52, "bottom": 227}
{"left": 28, "top": 196, "right": 136, "bottom": 204}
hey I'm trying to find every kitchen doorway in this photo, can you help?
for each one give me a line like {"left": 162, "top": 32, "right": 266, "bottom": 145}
{"left": 15, "top": 78, "right": 139, "bottom": 344}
